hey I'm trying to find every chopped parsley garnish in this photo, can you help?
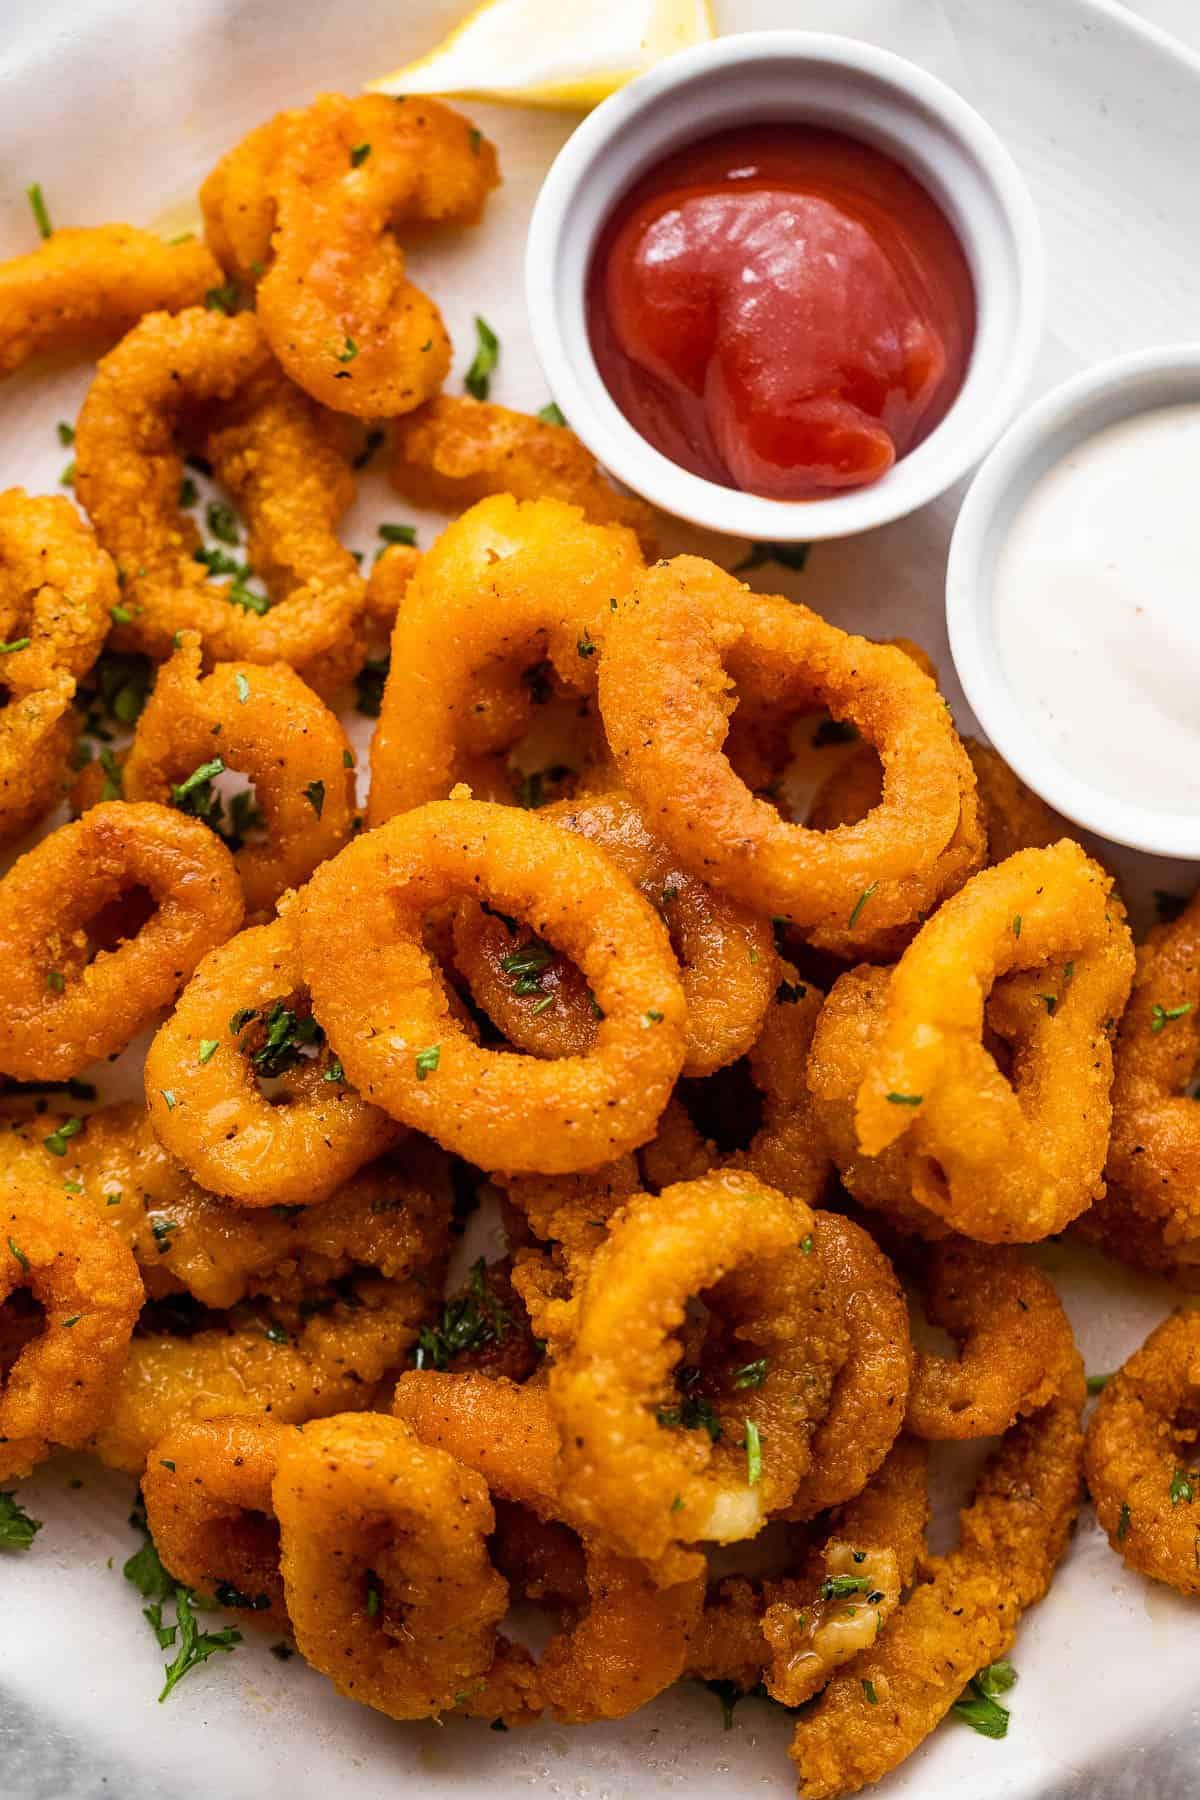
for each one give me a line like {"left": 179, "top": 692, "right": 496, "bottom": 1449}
{"left": 744, "top": 1419, "right": 762, "bottom": 1486}
{"left": 0, "top": 637, "right": 31, "bottom": 655}
{"left": 413, "top": 1259, "right": 511, "bottom": 1370}
{"left": 800, "top": 1234, "right": 814, "bottom": 1254}
{"left": 156, "top": 1587, "right": 242, "bottom": 1702}
{"left": 415, "top": 1043, "right": 441, "bottom": 1080}
{"left": 885, "top": 1092, "right": 922, "bottom": 1107}
{"left": 656, "top": 1394, "right": 722, "bottom": 1442}
{"left": 349, "top": 141, "right": 371, "bottom": 167}
{"left": 244, "top": 1002, "right": 323, "bottom": 1080}
{"left": 205, "top": 500, "right": 239, "bottom": 544}
{"left": 262, "top": 1324, "right": 289, "bottom": 1345}
{"left": 464, "top": 315, "right": 500, "bottom": 401}
{"left": 697, "top": 1677, "right": 784, "bottom": 1729}
{"left": 468, "top": 127, "right": 482, "bottom": 155}
{"left": 336, "top": 336, "right": 358, "bottom": 364}
{"left": 537, "top": 401, "right": 566, "bottom": 426}
{"left": 110, "top": 603, "right": 133, "bottom": 626}
{"left": 171, "top": 756, "right": 225, "bottom": 822}
{"left": 820, "top": 1573, "right": 873, "bottom": 1601}
{"left": 150, "top": 1217, "right": 178, "bottom": 1254}
{"left": 0, "top": 1490, "right": 43, "bottom": 1550}
{"left": 378, "top": 522, "right": 417, "bottom": 546}
{"left": 811, "top": 717, "right": 858, "bottom": 747}
{"left": 847, "top": 883, "right": 877, "bottom": 930}
{"left": 178, "top": 476, "right": 198, "bottom": 509}
{"left": 6, "top": 1237, "right": 28, "bottom": 1271}
{"left": 1086, "top": 1372, "right": 1111, "bottom": 1394}
{"left": 354, "top": 652, "right": 389, "bottom": 717}
{"left": 952, "top": 1661, "right": 1016, "bottom": 1740}
{"left": 230, "top": 1007, "right": 257, "bottom": 1035}
{"left": 57, "top": 420, "right": 75, "bottom": 447}
{"left": 1152, "top": 1002, "right": 1192, "bottom": 1033}
{"left": 1117, "top": 1502, "right": 1131, "bottom": 1541}
{"left": 1012, "top": 914, "right": 1022, "bottom": 939}
{"left": 1170, "top": 1469, "right": 1195, "bottom": 1506}
{"left": 576, "top": 630, "right": 597, "bottom": 659}
{"left": 365, "top": 1571, "right": 382, "bottom": 1618}
{"left": 194, "top": 544, "right": 243, "bottom": 578}
{"left": 643, "top": 1009, "right": 665, "bottom": 1026}
{"left": 27, "top": 182, "right": 52, "bottom": 239}
{"left": 213, "top": 1582, "right": 271, "bottom": 1611}
{"left": 499, "top": 939, "right": 555, "bottom": 996}
{"left": 197, "top": 1039, "right": 219, "bottom": 1065}
{"left": 733, "top": 540, "right": 809, "bottom": 575}
{"left": 234, "top": 672, "right": 250, "bottom": 704}
{"left": 204, "top": 280, "right": 239, "bottom": 314}
{"left": 1038, "top": 993, "right": 1057, "bottom": 1016}
{"left": 516, "top": 764, "right": 570, "bottom": 809}
{"left": 228, "top": 576, "right": 270, "bottom": 615}
{"left": 775, "top": 979, "right": 807, "bottom": 1005}
{"left": 160, "top": 1089, "right": 177, "bottom": 1110}
{"left": 323, "top": 1056, "right": 345, "bottom": 1085}
{"left": 46, "top": 969, "right": 64, "bottom": 994}
{"left": 304, "top": 780, "right": 325, "bottom": 819}
{"left": 862, "top": 1679, "right": 878, "bottom": 1704}
{"left": 43, "top": 1115, "right": 83, "bottom": 1157}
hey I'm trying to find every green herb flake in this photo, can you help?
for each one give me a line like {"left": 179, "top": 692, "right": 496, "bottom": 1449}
{"left": 537, "top": 401, "right": 566, "bottom": 426}
{"left": 43, "top": 1115, "right": 83, "bottom": 1157}
{"left": 350, "top": 141, "right": 371, "bottom": 167}
{"left": 415, "top": 1044, "right": 441, "bottom": 1081}
{"left": 205, "top": 500, "right": 240, "bottom": 544}
{"left": 204, "top": 280, "right": 239, "bottom": 314}
{"left": 744, "top": 1418, "right": 762, "bottom": 1486}
{"left": 46, "top": 969, "right": 65, "bottom": 994}
{"left": 7, "top": 1237, "right": 29, "bottom": 1271}
{"left": 885, "top": 1092, "right": 922, "bottom": 1107}
{"left": 157, "top": 1588, "right": 242, "bottom": 1702}
{"left": 178, "top": 476, "right": 198, "bottom": 509}
{"left": 1086, "top": 1372, "right": 1111, "bottom": 1395}
{"left": 354, "top": 652, "right": 389, "bottom": 718}
{"left": 642, "top": 1009, "right": 665, "bottom": 1026}
{"left": 0, "top": 637, "right": 31, "bottom": 655}
{"left": 0, "top": 1490, "right": 43, "bottom": 1551}
{"left": 27, "top": 182, "right": 52, "bottom": 239}
{"left": 847, "top": 883, "right": 877, "bottom": 930}
{"left": 197, "top": 1039, "right": 220, "bottom": 1065}
{"left": 1152, "top": 1002, "right": 1192, "bottom": 1033}
{"left": 862, "top": 1679, "right": 878, "bottom": 1705}
{"left": 464, "top": 315, "right": 500, "bottom": 401}
{"left": 161, "top": 1090, "right": 177, "bottom": 1111}
{"left": 304, "top": 780, "right": 325, "bottom": 819}
{"left": 378, "top": 521, "right": 417, "bottom": 546}
{"left": 1117, "top": 1502, "right": 1131, "bottom": 1541}
{"left": 336, "top": 336, "right": 358, "bottom": 364}
{"left": 1012, "top": 914, "right": 1022, "bottom": 939}
{"left": 412, "top": 1258, "right": 511, "bottom": 1371}
{"left": 732, "top": 1358, "right": 768, "bottom": 1390}
{"left": 57, "top": 420, "right": 75, "bottom": 447}
{"left": 234, "top": 672, "right": 250, "bottom": 704}
{"left": 323, "top": 1058, "right": 345, "bottom": 1084}
{"left": 1170, "top": 1469, "right": 1195, "bottom": 1506}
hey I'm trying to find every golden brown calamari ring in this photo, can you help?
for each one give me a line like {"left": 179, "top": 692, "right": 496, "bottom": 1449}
{"left": 89, "top": 1274, "right": 427, "bottom": 1473}
{"left": 273, "top": 1411, "right": 511, "bottom": 1719}
{"left": 791, "top": 1369, "right": 1085, "bottom": 1799}
{"left": 144, "top": 909, "right": 399, "bottom": 1207}
{"left": 366, "top": 494, "right": 642, "bottom": 826}
{"left": 452, "top": 788, "right": 776, "bottom": 1078}
{"left": 203, "top": 94, "right": 499, "bottom": 416}
{"left": 550, "top": 1172, "right": 845, "bottom": 1575}
{"left": 597, "top": 556, "right": 976, "bottom": 930}
{"left": 142, "top": 1417, "right": 288, "bottom": 1628}
{"left": 298, "top": 798, "right": 686, "bottom": 1174}
{"left": 1084, "top": 1311, "right": 1200, "bottom": 1596}
{"left": 74, "top": 306, "right": 366, "bottom": 696}
{"left": 0, "top": 224, "right": 221, "bottom": 379}
{"left": 0, "top": 802, "right": 242, "bottom": 1081}
{"left": 390, "top": 395, "right": 657, "bottom": 553}
{"left": 121, "top": 632, "right": 356, "bottom": 918}
{"left": 0, "top": 1181, "right": 142, "bottom": 1479}
{"left": 853, "top": 842, "right": 1134, "bottom": 1243}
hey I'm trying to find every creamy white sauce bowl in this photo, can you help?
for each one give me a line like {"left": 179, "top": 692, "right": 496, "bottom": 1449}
{"left": 947, "top": 344, "right": 1200, "bottom": 858}
{"left": 524, "top": 31, "right": 1046, "bottom": 543}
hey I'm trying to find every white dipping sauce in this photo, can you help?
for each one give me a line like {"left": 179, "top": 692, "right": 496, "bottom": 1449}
{"left": 992, "top": 403, "right": 1200, "bottom": 815}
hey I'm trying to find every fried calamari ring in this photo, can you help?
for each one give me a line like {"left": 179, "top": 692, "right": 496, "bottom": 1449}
{"left": 504, "top": 1157, "right": 643, "bottom": 1355}
{"left": 0, "top": 224, "right": 221, "bottom": 379}
{"left": 145, "top": 909, "right": 399, "bottom": 1207}
{"left": 791, "top": 1376, "right": 1085, "bottom": 1799}
{"left": 453, "top": 789, "right": 775, "bottom": 1078}
{"left": 0, "top": 489, "right": 116, "bottom": 843}
{"left": 806, "top": 967, "right": 952, "bottom": 1240}
{"left": 392, "top": 1373, "right": 703, "bottom": 1722}
{"left": 1105, "top": 887, "right": 1200, "bottom": 1250}
{"left": 0, "top": 1101, "right": 450, "bottom": 1309}
{"left": 639, "top": 965, "right": 832, "bottom": 1203}
{"left": 687, "top": 1437, "right": 929, "bottom": 1698}
{"left": 0, "top": 1181, "right": 142, "bottom": 1479}
{"left": 74, "top": 307, "right": 366, "bottom": 695}
{"left": 274, "top": 1411, "right": 510, "bottom": 1718}
{"left": 390, "top": 396, "right": 658, "bottom": 553}
{"left": 0, "top": 802, "right": 242, "bottom": 1080}
{"left": 366, "top": 495, "right": 642, "bottom": 825}
{"left": 203, "top": 94, "right": 499, "bottom": 416}
{"left": 142, "top": 1417, "right": 288, "bottom": 1627}
{"left": 1084, "top": 1311, "right": 1200, "bottom": 1595}
{"left": 853, "top": 842, "right": 1134, "bottom": 1243}
{"left": 298, "top": 799, "right": 686, "bottom": 1173}
{"left": 364, "top": 541, "right": 420, "bottom": 632}
{"left": 907, "top": 1239, "right": 1078, "bottom": 1440}
{"left": 598, "top": 556, "right": 976, "bottom": 929}
{"left": 90, "top": 1273, "right": 426, "bottom": 1472}
{"left": 783, "top": 1214, "right": 912, "bottom": 1520}
{"left": 550, "top": 1172, "right": 846, "bottom": 1573}
{"left": 121, "top": 632, "right": 355, "bottom": 917}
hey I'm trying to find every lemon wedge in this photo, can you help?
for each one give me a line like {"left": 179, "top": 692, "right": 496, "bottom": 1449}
{"left": 366, "top": 0, "right": 716, "bottom": 110}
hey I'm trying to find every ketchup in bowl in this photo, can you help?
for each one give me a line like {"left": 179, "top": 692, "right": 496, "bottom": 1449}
{"left": 587, "top": 125, "right": 976, "bottom": 500}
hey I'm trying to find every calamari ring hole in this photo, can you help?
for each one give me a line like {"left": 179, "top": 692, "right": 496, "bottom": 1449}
{"left": 40, "top": 882, "right": 162, "bottom": 989}
{"left": 228, "top": 989, "right": 334, "bottom": 1103}
{"left": 167, "top": 761, "right": 266, "bottom": 855}
{"left": 924, "top": 1438, "right": 996, "bottom": 1554}
{"left": 652, "top": 1284, "right": 775, "bottom": 1451}
{"left": 725, "top": 686, "right": 879, "bottom": 823}
{"left": 674, "top": 1061, "right": 764, "bottom": 1157}
{"left": 171, "top": 450, "right": 273, "bottom": 615}
{"left": 500, "top": 677, "right": 599, "bottom": 811}
{"left": 0, "top": 1287, "right": 45, "bottom": 1378}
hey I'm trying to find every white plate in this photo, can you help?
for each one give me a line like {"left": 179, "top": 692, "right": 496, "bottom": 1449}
{"left": 1, "top": 2, "right": 1199, "bottom": 1797}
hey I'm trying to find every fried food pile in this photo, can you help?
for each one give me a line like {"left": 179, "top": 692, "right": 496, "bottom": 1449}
{"left": 0, "top": 83, "right": 1194, "bottom": 1800}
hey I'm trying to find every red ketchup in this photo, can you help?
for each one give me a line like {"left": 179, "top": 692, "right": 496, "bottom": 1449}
{"left": 587, "top": 126, "right": 976, "bottom": 500}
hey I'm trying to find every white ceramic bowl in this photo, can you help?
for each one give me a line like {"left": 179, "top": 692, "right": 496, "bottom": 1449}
{"left": 524, "top": 30, "right": 1045, "bottom": 543}
{"left": 947, "top": 344, "right": 1200, "bottom": 859}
